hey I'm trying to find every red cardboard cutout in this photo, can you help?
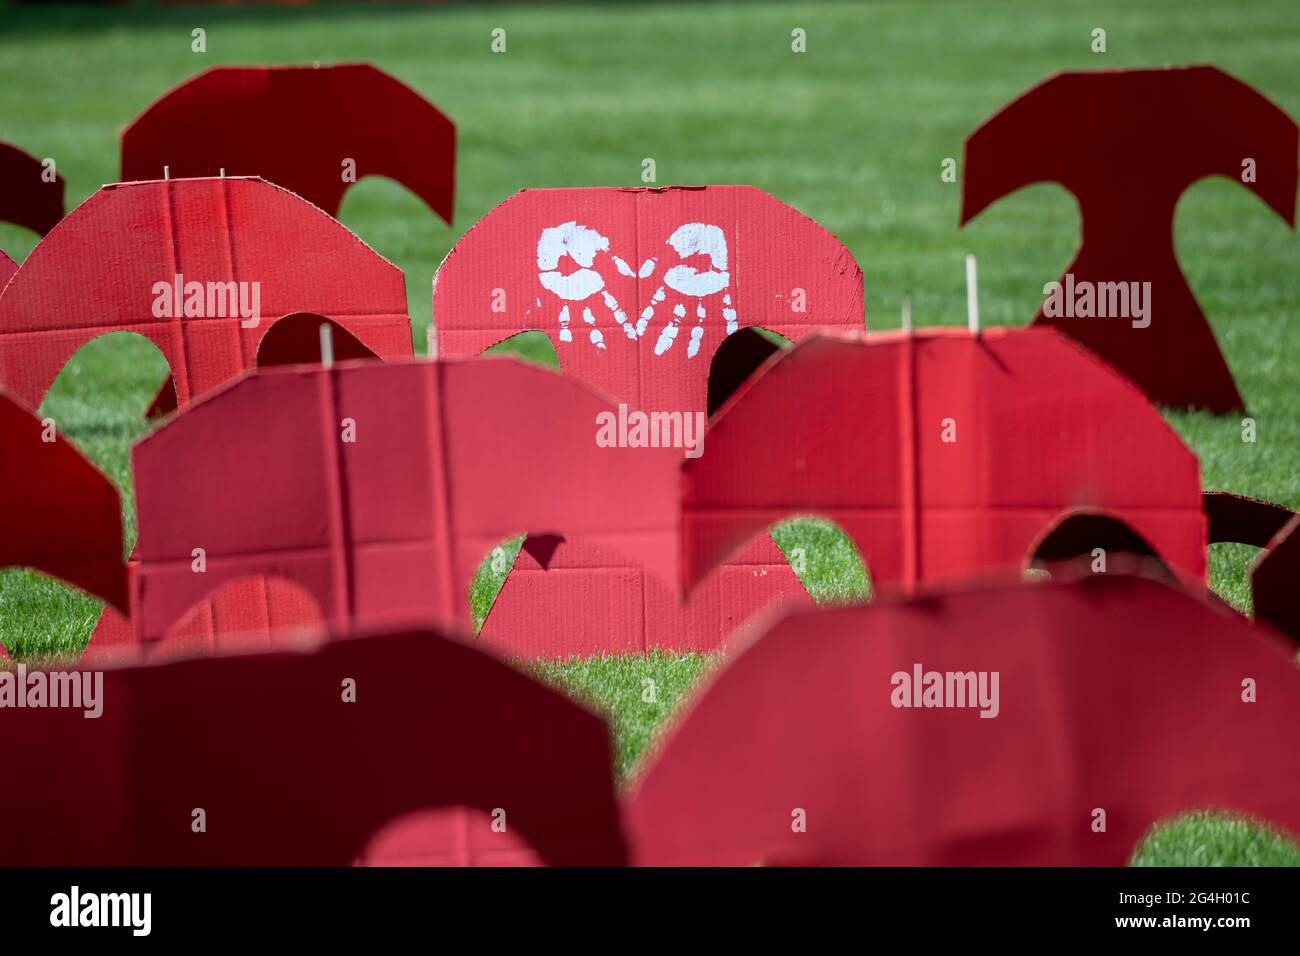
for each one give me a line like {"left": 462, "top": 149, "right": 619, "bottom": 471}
{"left": 683, "top": 328, "right": 1206, "bottom": 596}
{"left": 0, "top": 250, "right": 14, "bottom": 288}
{"left": 0, "top": 177, "right": 412, "bottom": 411}
{"left": 1203, "top": 490, "right": 1295, "bottom": 547}
{"left": 142, "top": 311, "right": 382, "bottom": 419}
{"left": 122, "top": 64, "right": 455, "bottom": 224}
{"left": 0, "top": 391, "right": 126, "bottom": 612}
{"left": 435, "top": 186, "right": 862, "bottom": 654}
{"left": 83, "top": 573, "right": 325, "bottom": 665}
{"left": 961, "top": 66, "right": 1298, "bottom": 413}
{"left": 1198, "top": 491, "right": 1298, "bottom": 644}
{"left": 435, "top": 186, "right": 862, "bottom": 409}
{"left": 357, "top": 808, "right": 543, "bottom": 867}
{"left": 130, "top": 357, "right": 679, "bottom": 645}
{"left": 1253, "top": 514, "right": 1300, "bottom": 645}
{"left": 626, "top": 575, "right": 1300, "bottom": 865}
{"left": 3, "top": 625, "right": 625, "bottom": 866}
{"left": 0, "top": 140, "right": 64, "bottom": 237}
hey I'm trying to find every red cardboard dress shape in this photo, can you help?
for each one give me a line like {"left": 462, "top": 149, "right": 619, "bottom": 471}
{"left": 683, "top": 328, "right": 1206, "bottom": 596}
{"left": 961, "top": 65, "right": 1298, "bottom": 413}
{"left": 129, "top": 357, "right": 680, "bottom": 646}
{"left": 122, "top": 64, "right": 455, "bottom": 224}
{"left": 626, "top": 575, "right": 1300, "bottom": 865}
{"left": 2, "top": 625, "right": 625, "bottom": 866}
{"left": 435, "top": 185, "right": 863, "bottom": 654}
{"left": 0, "top": 140, "right": 65, "bottom": 237}
{"left": 0, "top": 177, "right": 412, "bottom": 411}
{"left": 0, "top": 391, "right": 126, "bottom": 620}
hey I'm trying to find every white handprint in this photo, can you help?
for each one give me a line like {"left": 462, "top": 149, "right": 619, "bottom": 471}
{"left": 639, "top": 223, "right": 739, "bottom": 358}
{"left": 536, "top": 222, "right": 651, "bottom": 350}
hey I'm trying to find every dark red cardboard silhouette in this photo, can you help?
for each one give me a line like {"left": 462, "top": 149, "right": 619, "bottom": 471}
{"left": 0, "top": 177, "right": 412, "bottom": 411}
{"left": 435, "top": 185, "right": 863, "bottom": 653}
{"left": 0, "top": 391, "right": 126, "bottom": 615}
{"left": 626, "top": 575, "right": 1300, "bottom": 865}
{"left": 122, "top": 64, "right": 455, "bottom": 224}
{"left": 0, "top": 250, "right": 14, "bottom": 288}
{"left": 1202, "top": 490, "right": 1295, "bottom": 547}
{"left": 2, "top": 624, "right": 625, "bottom": 866}
{"left": 1198, "top": 490, "right": 1298, "bottom": 644}
{"left": 0, "top": 140, "right": 64, "bottom": 237}
{"left": 129, "top": 357, "right": 680, "bottom": 646}
{"left": 961, "top": 66, "right": 1298, "bottom": 413}
{"left": 1253, "top": 514, "right": 1300, "bottom": 645}
{"left": 682, "top": 328, "right": 1206, "bottom": 597}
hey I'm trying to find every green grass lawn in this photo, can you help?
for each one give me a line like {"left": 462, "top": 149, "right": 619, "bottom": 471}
{"left": 1, "top": 0, "right": 1298, "bottom": 865}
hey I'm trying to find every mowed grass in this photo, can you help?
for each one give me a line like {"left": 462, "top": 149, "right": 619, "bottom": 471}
{"left": 1, "top": 0, "right": 1298, "bottom": 865}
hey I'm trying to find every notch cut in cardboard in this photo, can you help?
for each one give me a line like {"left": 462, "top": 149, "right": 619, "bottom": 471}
{"left": 122, "top": 64, "right": 455, "bottom": 224}
{"left": 0, "top": 140, "right": 65, "bottom": 238}
{"left": 2, "top": 623, "right": 624, "bottom": 866}
{"left": 129, "top": 357, "right": 680, "bottom": 646}
{"left": 0, "top": 390, "right": 126, "bottom": 618}
{"left": 434, "top": 185, "right": 863, "bottom": 654}
{"left": 143, "top": 312, "right": 383, "bottom": 419}
{"left": 83, "top": 572, "right": 325, "bottom": 665}
{"left": 626, "top": 575, "right": 1300, "bottom": 865}
{"left": 961, "top": 65, "right": 1298, "bottom": 413}
{"left": 682, "top": 328, "right": 1207, "bottom": 597}
{"left": 0, "top": 177, "right": 412, "bottom": 411}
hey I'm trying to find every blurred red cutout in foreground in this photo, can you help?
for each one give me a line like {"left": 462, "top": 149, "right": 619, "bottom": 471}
{"left": 2, "top": 624, "right": 623, "bottom": 866}
{"left": 626, "top": 575, "right": 1300, "bottom": 865}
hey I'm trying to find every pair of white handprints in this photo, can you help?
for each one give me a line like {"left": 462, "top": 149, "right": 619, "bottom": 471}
{"left": 535, "top": 222, "right": 738, "bottom": 357}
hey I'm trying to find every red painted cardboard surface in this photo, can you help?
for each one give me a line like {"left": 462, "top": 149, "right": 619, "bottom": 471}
{"left": 1253, "top": 514, "right": 1300, "bottom": 645}
{"left": 84, "top": 573, "right": 325, "bottom": 665}
{"left": 0, "top": 140, "right": 64, "bottom": 237}
{"left": 682, "top": 328, "right": 1206, "bottom": 596}
{"left": 130, "top": 357, "right": 680, "bottom": 646}
{"left": 435, "top": 186, "right": 862, "bottom": 408}
{"left": 2, "top": 625, "right": 625, "bottom": 866}
{"left": 625, "top": 575, "right": 1300, "bottom": 865}
{"left": 357, "top": 808, "right": 543, "bottom": 867}
{"left": 961, "top": 65, "right": 1298, "bottom": 413}
{"left": 435, "top": 185, "right": 862, "bottom": 653}
{"left": 122, "top": 64, "right": 455, "bottom": 223}
{"left": 0, "top": 390, "right": 126, "bottom": 617}
{"left": 0, "top": 177, "right": 412, "bottom": 410}
{"left": 142, "top": 311, "right": 383, "bottom": 419}
{"left": 0, "top": 250, "right": 14, "bottom": 289}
